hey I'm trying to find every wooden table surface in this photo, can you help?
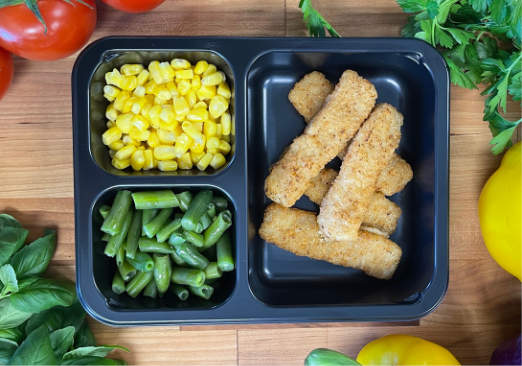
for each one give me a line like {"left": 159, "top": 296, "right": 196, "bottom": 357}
{"left": 0, "top": 0, "right": 520, "bottom": 364}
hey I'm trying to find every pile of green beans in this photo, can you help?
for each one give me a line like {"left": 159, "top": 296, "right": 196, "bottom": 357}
{"left": 99, "top": 189, "right": 234, "bottom": 301}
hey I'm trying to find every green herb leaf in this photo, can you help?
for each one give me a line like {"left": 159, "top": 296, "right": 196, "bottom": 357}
{"left": 0, "top": 215, "right": 21, "bottom": 230}
{"left": 75, "top": 322, "right": 96, "bottom": 348}
{"left": 445, "top": 56, "right": 477, "bottom": 89}
{"left": 63, "top": 345, "right": 129, "bottom": 360}
{"left": 0, "top": 224, "right": 28, "bottom": 267}
{"left": 49, "top": 326, "right": 75, "bottom": 360}
{"left": 0, "top": 338, "right": 17, "bottom": 365}
{"left": 508, "top": 70, "right": 521, "bottom": 100}
{"left": 61, "top": 356, "right": 127, "bottom": 365}
{"left": 490, "top": 125, "right": 517, "bottom": 154}
{"left": 9, "top": 229, "right": 56, "bottom": 279}
{"left": 8, "top": 278, "right": 75, "bottom": 314}
{"left": 0, "top": 299, "right": 32, "bottom": 329}
{"left": 0, "top": 328, "right": 23, "bottom": 345}
{"left": 8, "top": 325, "right": 57, "bottom": 365}
{"left": 470, "top": 0, "right": 492, "bottom": 12}
{"left": 435, "top": 27, "right": 454, "bottom": 48}
{"left": 25, "top": 306, "right": 66, "bottom": 335}
{"left": 299, "top": 0, "right": 340, "bottom": 37}
{"left": 0, "top": 265, "right": 18, "bottom": 298}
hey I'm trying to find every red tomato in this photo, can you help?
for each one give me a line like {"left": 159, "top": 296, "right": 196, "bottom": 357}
{"left": 102, "top": 0, "right": 165, "bottom": 13}
{"left": 0, "top": 0, "right": 97, "bottom": 61}
{"left": 0, "top": 48, "right": 13, "bottom": 100}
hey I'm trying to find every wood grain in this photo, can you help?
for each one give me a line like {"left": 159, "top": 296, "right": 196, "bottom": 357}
{"left": 0, "top": 0, "right": 520, "bottom": 365}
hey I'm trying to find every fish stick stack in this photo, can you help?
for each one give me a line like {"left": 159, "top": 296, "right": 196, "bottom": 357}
{"left": 259, "top": 70, "right": 414, "bottom": 280}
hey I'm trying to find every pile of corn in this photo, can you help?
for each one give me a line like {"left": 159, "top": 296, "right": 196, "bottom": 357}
{"left": 101, "top": 58, "right": 232, "bottom": 172}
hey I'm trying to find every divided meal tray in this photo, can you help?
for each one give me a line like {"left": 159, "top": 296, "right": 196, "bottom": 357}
{"left": 72, "top": 37, "right": 449, "bottom": 325}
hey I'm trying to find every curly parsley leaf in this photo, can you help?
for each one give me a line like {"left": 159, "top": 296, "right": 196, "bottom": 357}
{"left": 299, "top": 0, "right": 339, "bottom": 38}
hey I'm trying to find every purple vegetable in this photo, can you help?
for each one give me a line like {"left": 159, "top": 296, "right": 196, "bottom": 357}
{"left": 490, "top": 335, "right": 521, "bottom": 365}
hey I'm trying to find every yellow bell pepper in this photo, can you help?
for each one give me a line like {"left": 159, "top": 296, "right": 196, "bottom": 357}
{"left": 478, "top": 141, "right": 521, "bottom": 280}
{"left": 356, "top": 335, "right": 460, "bottom": 365}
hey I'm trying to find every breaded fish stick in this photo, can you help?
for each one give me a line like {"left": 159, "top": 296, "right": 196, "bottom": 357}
{"left": 289, "top": 71, "right": 412, "bottom": 196}
{"left": 318, "top": 104, "right": 403, "bottom": 241}
{"left": 259, "top": 204, "right": 402, "bottom": 280}
{"left": 305, "top": 169, "right": 401, "bottom": 235}
{"left": 265, "top": 70, "right": 377, "bottom": 207}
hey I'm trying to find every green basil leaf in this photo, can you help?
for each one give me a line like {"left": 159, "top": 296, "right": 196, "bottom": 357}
{"left": 49, "top": 326, "right": 75, "bottom": 360}
{"left": 8, "top": 278, "right": 75, "bottom": 314}
{"left": 75, "top": 322, "right": 96, "bottom": 348}
{"left": 0, "top": 227, "right": 28, "bottom": 267}
{"left": 9, "top": 230, "right": 56, "bottom": 279}
{"left": 0, "top": 265, "right": 18, "bottom": 297}
{"left": 8, "top": 325, "right": 57, "bottom": 365}
{"left": 24, "top": 306, "right": 66, "bottom": 335}
{"left": 0, "top": 300, "right": 32, "bottom": 329}
{"left": 0, "top": 338, "right": 17, "bottom": 365}
{"left": 61, "top": 356, "right": 126, "bottom": 365}
{"left": 0, "top": 329, "right": 23, "bottom": 344}
{"left": 60, "top": 301, "right": 86, "bottom": 333}
{"left": 63, "top": 345, "right": 129, "bottom": 360}
{"left": 0, "top": 215, "right": 21, "bottom": 230}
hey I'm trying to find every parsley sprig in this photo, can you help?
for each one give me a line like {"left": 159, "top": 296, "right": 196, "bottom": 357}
{"left": 398, "top": 0, "right": 521, "bottom": 154}
{"left": 299, "top": 0, "right": 340, "bottom": 37}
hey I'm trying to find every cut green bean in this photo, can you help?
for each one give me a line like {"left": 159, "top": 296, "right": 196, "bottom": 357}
{"left": 206, "top": 202, "right": 216, "bottom": 218}
{"left": 177, "top": 191, "right": 193, "bottom": 212}
{"left": 117, "top": 260, "right": 136, "bottom": 281}
{"left": 170, "top": 250, "right": 185, "bottom": 266}
{"left": 204, "top": 262, "right": 222, "bottom": 280}
{"left": 199, "top": 214, "right": 212, "bottom": 231}
{"left": 112, "top": 272, "right": 125, "bottom": 295}
{"left": 131, "top": 190, "right": 179, "bottom": 210}
{"left": 104, "top": 209, "right": 133, "bottom": 257}
{"left": 193, "top": 222, "right": 204, "bottom": 234}
{"left": 153, "top": 254, "right": 172, "bottom": 295}
{"left": 213, "top": 196, "right": 228, "bottom": 211}
{"left": 101, "top": 190, "right": 132, "bottom": 235}
{"left": 143, "top": 280, "right": 158, "bottom": 298}
{"left": 116, "top": 243, "right": 126, "bottom": 267}
{"left": 171, "top": 267, "right": 205, "bottom": 287}
{"left": 184, "top": 230, "right": 204, "bottom": 248}
{"left": 101, "top": 233, "right": 111, "bottom": 242}
{"left": 189, "top": 284, "right": 214, "bottom": 300}
{"left": 203, "top": 210, "right": 232, "bottom": 248}
{"left": 127, "top": 251, "right": 154, "bottom": 272}
{"left": 126, "top": 271, "right": 153, "bottom": 298}
{"left": 174, "top": 242, "right": 209, "bottom": 270}
{"left": 181, "top": 190, "right": 213, "bottom": 231}
{"left": 156, "top": 215, "right": 182, "bottom": 243}
{"left": 216, "top": 232, "right": 234, "bottom": 272}
{"left": 138, "top": 237, "right": 174, "bottom": 254}
{"left": 142, "top": 208, "right": 158, "bottom": 229}
{"left": 125, "top": 209, "right": 142, "bottom": 260}
{"left": 99, "top": 205, "right": 111, "bottom": 219}
{"left": 168, "top": 231, "right": 186, "bottom": 247}
{"left": 143, "top": 208, "right": 173, "bottom": 238}
{"left": 173, "top": 285, "right": 189, "bottom": 301}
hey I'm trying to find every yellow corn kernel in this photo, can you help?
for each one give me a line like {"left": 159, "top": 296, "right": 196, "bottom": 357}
{"left": 154, "top": 145, "right": 176, "bottom": 160}
{"left": 113, "top": 91, "right": 130, "bottom": 112}
{"left": 193, "top": 121, "right": 203, "bottom": 132}
{"left": 203, "top": 120, "right": 217, "bottom": 137}
{"left": 133, "top": 85, "right": 146, "bottom": 97}
{"left": 221, "top": 112, "right": 231, "bottom": 135}
{"left": 193, "top": 101, "right": 207, "bottom": 110}
{"left": 131, "top": 97, "right": 147, "bottom": 114}
{"left": 178, "top": 152, "right": 193, "bottom": 169}
{"left": 171, "top": 58, "right": 191, "bottom": 70}
{"left": 166, "top": 81, "right": 178, "bottom": 98}
{"left": 122, "top": 96, "right": 139, "bottom": 113}
{"left": 173, "top": 123, "right": 183, "bottom": 137}
{"left": 103, "top": 85, "right": 120, "bottom": 102}
{"left": 109, "top": 140, "right": 124, "bottom": 151}
{"left": 216, "top": 123, "right": 222, "bottom": 138}
{"left": 160, "top": 105, "right": 176, "bottom": 124}
{"left": 120, "top": 76, "right": 137, "bottom": 91}
{"left": 147, "top": 130, "right": 160, "bottom": 148}
{"left": 221, "top": 134, "right": 230, "bottom": 143}
{"left": 173, "top": 96, "right": 189, "bottom": 116}
{"left": 106, "top": 121, "right": 115, "bottom": 128}
{"left": 115, "top": 144, "right": 136, "bottom": 160}
{"left": 158, "top": 128, "right": 176, "bottom": 144}
{"left": 156, "top": 85, "right": 172, "bottom": 101}
{"left": 105, "top": 68, "right": 124, "bottom": 88}
{"left": 196, "top": 152, "right": 213, "bottom": 171}
{"left": 206, "top": 136, "right": 220, "bottom": 151}
{"left": 115, "top": 113, "right": 133, "bottom": 133}
{"left": 173, "top": 133, "right": 192, "bottom": 158}
{"left": 148, "top": 104, "right": 162, "bottom": 124}
{"left": 209, "top": 95, "right": 229, "bottom": 119}
{"left": 191, "top": 150, "right": 205, "bottom": 164}
{"left": 186, "top": 90, "right": 197, "bottom": 107}
{"left": 132, "top": 114, "right": 150, "bottom": 131}
{"left": 130, "top": 149, "right": 145, "bottom": 171}
{"left": 122, "top": 134, "right": 139, "bottom": 146}
{"left": 194, "top": 60, "right": 209, "bottom": 75}
{"left": 159, "top": 62, "right": 175, "bottom": 83}
{"left": 148, "top": 61, "right": 163, "bottom": 84}
{"left": 140, "top": 96, "right": 154, "bottom": 116}
{"left": 158, "top": 160, "right": 178, "bottom": 171}
{"left": 187, "top": 108, "right": 208, "bottom": 122}
{"left": 137, "top": 69, "right": 150, "bottom": 86}
{"left": 182, "top": 121, "right": 205, "bottom": 144}
{"left": 102, "top": 127, "right": 122, "bottom": 146}
{"left": 144, "top": 80, "right": 159, "bottom": 95}
{"left": 121, "top": 64, "right": 144, "bottom": 76}
{"left": 191, "top": 75, "right": 201, "bottom": 90}
{"left": 112, "top": 157, "right": 130, "bottom": 170}
{"left": 175, "top": 69, "right": 193, "bottom": 80}
{"left": 210, "top": 153, "right": 226, "bottom": 169}
{"left": 106, "top": 104, "right": 119, "bottom": 121}
{"left": 202, "top": 71, "right": 225, "bottom": 86}
{"left": 196, "top": 85, "right": 216, "bottom": 101}
{"left": 159, "top": 120, "right": 176, "bottom": 132}
{"left": 132, "top": 128, "right": 150, "bottom": 142}
{"left": 203, "top": 64, "right": 217, "bottom": 76}
{"left": 143, "top": 149, "right": 154, "bottom": 170}
{"left": 177, "top": 79, "right": 191, "bottom": 95}
{"left": 190, "top": 137, "right": 206, "bottom": 154}
{"left": 218, "top": 140, "right": 231, "bottom": 154}
{"left": 217, "top": 82, "right": 231, "bottom": 99}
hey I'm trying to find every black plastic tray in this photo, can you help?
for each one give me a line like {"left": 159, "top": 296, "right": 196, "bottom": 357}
{"left": 72, "top": 37, "right": 449, "bottom": 325}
